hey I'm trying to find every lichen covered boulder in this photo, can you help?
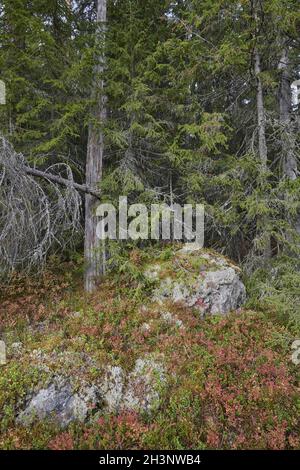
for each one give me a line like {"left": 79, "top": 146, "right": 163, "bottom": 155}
{"left": 146, "top": 246, "right": 246, "bottom": 316}
{"left": 16, "top": 354, "right": 165, "bottom": 428}
{"left": 17, "top": 375, "right": 101, "bottom": 428}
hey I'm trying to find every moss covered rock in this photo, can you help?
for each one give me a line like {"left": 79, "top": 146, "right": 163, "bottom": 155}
{"left": 146, "top": 245, "right": 246, "bottom": 315}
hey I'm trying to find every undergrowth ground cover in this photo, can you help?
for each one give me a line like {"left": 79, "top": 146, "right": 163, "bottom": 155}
{"left": 0, "top": 246, "right": 299, "bottom": 450}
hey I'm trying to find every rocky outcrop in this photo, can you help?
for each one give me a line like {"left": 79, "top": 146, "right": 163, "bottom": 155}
{"left": 17, "top": 376, "right": 101, "bottom": 427}
{"left": 16, "top": 356, "right": 165, "bottom": 428}
{"left": 146, "top": 247, "right": 246, "bottom": 316}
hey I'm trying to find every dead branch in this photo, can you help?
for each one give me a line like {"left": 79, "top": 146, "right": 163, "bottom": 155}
{"left": 0, "top": 136, "right": 87, "bottom": 276}
{"left": 24, "top": 166, "right": 100, "bottom": 199}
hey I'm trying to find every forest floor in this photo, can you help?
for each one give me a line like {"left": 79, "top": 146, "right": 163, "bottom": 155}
{"left": 0, "top": 245, "right": 299, "bottom": 450}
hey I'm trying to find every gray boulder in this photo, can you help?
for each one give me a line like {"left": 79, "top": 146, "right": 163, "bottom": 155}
{"left": 17, "top": 376, "right": 101, "bottom": 428}
{"left": 194, "top": 267, "right": 246, "bottom": 315}
{"left": 16, "top": 356, "right": 166, "bottom": 428}
{"left": 150, "top": 250, "right": 246, "bottom": 316}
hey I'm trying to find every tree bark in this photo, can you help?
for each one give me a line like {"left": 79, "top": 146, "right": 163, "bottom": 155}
{"left": 278, "top": 47, "right": 300, "bottom": 237}
{"left": 278, "top": 48, "right": 298, "bottom": 180}
{"left": 254, "top": 48, "right": 272, "bottom": 258}
{"left": 84, "top": 0, "right": 107, "bottom": 292}
{"left": 254, "top": 49, "right": 268, "bottom": 172}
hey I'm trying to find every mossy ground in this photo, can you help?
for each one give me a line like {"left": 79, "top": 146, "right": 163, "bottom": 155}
{"left": 0, "top": 246, "right": 299, "bottom": 450}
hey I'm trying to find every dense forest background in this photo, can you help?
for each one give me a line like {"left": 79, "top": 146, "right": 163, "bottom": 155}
{"left": 0, "top": 0, "right": 300, "bottom": 324}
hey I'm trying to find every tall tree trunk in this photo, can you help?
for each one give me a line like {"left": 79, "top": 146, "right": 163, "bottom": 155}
{"left": 254, "top": 48, "right": 272, "bottom": 258}
{"left": 278, "top": 47, "right": 297, "bottom": 180}
{"left": 278, "top": 47, "right": 300, "bottom": 237}
{"left": 84, "top": 0, "right": 107, "bottom": 293}
{"left": 254, "top": 50, "right": 268, "bottom": 172}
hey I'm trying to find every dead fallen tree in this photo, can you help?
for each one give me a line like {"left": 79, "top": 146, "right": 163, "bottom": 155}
{"left": 0, "top": 136, "right": 97, "bottom": 276}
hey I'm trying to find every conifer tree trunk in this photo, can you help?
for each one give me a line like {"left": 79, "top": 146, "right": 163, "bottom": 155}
{"left": 278, "top": 48, "right": 297, "bottom": 180}
{"left": 254, "top": 50, "right": 268, "bottom": 172}
{"left": 254, "top": 48, "right": 272, "bottom": 259}
{"left": 84, "top": 0, "right": 107, "bottom": 293}
{"left": 278, "top": 47, "right": 300, "bottom": 237}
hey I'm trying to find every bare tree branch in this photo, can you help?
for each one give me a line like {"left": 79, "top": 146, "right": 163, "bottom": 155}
{"left": 24, "top": 166, "right": 101, "bottom": 199}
